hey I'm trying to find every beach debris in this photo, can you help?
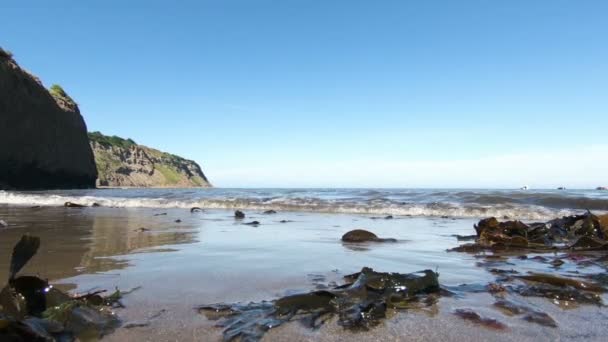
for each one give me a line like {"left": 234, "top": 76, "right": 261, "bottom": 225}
{"left": 234, "top": 210, "right": 245, "bottom": 219}
{"left": 0, "top": 235, "right": 129, "bottom": 341}
{"left": 190, "top": 207, "right": 203, "bottom": 213}
{"left": 451, "top": 211, "right": 608, "bottom": 253}
{"left": 515, "top": 273, "right": 604, "bottom": 293}
{"left": 515, "top": 283, "right": 603, "bottom": 308}
{"left": 341, "top": 229, "right": 397, "bottom": 243}
{"left": 64, "top": 202, "right": 85, "bottom": 208}
{"left": 453, "top": 308, "right": 508, "bottom": 330}
{"left": 198, "top": 267, "right": 439, "bottom": 341}
{"left": 243, "top": 221, "right": 260, "bottom": 226}
{"left": 493, "top": 299, "right": 557, "bottom": 327}
{"left": 263, "top": 210, "right": 277, "bottom": 214}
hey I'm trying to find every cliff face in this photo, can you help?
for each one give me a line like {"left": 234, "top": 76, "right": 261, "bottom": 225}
{"left": 89, "top": 132, "right": 211, "bottom": 188}
{"left": 0, "top": 48, "right": 97, "bottom": 189}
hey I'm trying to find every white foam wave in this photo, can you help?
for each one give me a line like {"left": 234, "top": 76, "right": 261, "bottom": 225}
{"left": 0, "top": 191, "right": 580, "bottom": 220}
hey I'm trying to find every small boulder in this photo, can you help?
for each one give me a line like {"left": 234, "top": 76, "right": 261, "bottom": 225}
{"left": 341, "top": 229, "right": 396, "bottom": 243}
{"left": 235, "top": 210, "right": 245, "bottom": 219}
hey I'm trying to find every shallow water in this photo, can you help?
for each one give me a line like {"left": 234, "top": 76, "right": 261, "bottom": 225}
{"left": 0, "top": 204, "right": 607, "bottom": 341}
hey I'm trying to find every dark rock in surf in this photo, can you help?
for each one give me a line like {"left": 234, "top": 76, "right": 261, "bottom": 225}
{"left": 244, "top": 221, "right": 260, "bottom": 226}
{"left": 234, "top": 210, "right": 245, "bottom": 219}
{"left": 64, "top": 202, "right": 85, "bottom": 208}
{"left": 341, "top": 229, "right": 396, "bottom": 243}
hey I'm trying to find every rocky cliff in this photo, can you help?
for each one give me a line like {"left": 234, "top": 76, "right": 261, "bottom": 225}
{"left": 0, "top": 48, "right": 97, "bottom": 189}
{"left": 89, "top": 132, "right": 211, "bottom": 188}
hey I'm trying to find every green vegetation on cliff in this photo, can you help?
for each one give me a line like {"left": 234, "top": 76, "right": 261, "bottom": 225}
{"left": 88, "top": 131, "right": 210, "bottom": 188}
{"left": 88, "top": 131, "right": 137, "bottom": 149}
{"left": 49, "top": 84, "right": 77, "bottom": 109}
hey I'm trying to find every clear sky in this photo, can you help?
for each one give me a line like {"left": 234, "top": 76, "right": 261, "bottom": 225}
{"left": 2, "top": 0, "right": 607, "bottom": 188}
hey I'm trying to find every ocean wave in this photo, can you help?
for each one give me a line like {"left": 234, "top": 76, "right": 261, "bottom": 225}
{"left": 0, "top": 190, "right": 592, "bottom": 220}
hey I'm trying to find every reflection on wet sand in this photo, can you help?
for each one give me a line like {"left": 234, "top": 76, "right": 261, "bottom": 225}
{"left": 0, "top": 206, "right": 198, "bottom": 283}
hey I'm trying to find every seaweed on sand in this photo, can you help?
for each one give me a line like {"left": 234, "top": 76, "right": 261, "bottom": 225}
{"left": 0, "top": 235, "right": 130, "bottom": 341}
{"left": 197, "top": 267, "right": 440, "bottom": 341}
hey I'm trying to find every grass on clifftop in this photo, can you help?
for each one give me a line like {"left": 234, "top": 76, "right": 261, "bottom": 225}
{"left": 49, "top": 84, "right": 77, "bottom": 107}
{"left": 89, "top": 131, "right": 137, "bottom": 149}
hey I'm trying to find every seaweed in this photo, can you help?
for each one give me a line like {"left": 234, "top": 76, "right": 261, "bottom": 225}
{"left": 197, "top": 267, "right": 440, "bottom": 341}
{"left": 0, "top": 235, "right": 129, "bottom": 341}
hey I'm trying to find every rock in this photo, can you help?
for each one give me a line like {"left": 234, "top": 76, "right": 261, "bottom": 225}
{"left": 0, "top": 49, "right": 97, "bottom": 190}
{"left": 263, "top": 210, "right": 277, "bottom": 214}
{"left": 341, "top": 229, "right": 397, "bottom": 243}
{"left": 64, "top": 202, "right": 85, "bottom": 208}
{"left": 234, "top": 210, "right": 245, "bottom": 219}
{"left": 244, "top": 221, "right": 260, "bottom": 226}
{"left": 89, "top": 131, "right": 211, "bottom": 188}
{"left": 175, "top": 219, "right": 182, "bottom": 223}
{"left": 384, "top": 215, "right": 393, "bottom": 219}
{"left": 596, "top": 186, "right": 607, "bottom": 190}
{"left": 453, "top": 309, "right": 508, "bottom": 330}
{"left": 91, "top": 202, "right": 101, "bottom": 207}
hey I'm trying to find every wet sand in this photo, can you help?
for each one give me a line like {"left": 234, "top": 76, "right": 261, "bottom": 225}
{"left": 0, "top": 205, "right": 606, "bottom": 341}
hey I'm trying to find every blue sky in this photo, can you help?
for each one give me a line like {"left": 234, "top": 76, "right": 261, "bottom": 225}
{"left": 2, "top": 0, "right": 607, "bottom": 188}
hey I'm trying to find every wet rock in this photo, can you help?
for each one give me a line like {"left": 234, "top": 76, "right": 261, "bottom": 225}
{"left": 64, "top": 202, "right": 85, "bottom": 208}
{"left": 234, "top": 210, "right": 245, "bottom": 219}
{"left": 123, "top": 320, "right": 149, "bottom": 329}
{"left": 244, "top": 221, "right": 260, "bottom": 226}
{"left": 91, "top": 203, "right": 101, "bottom": 207}
{"left": 341, "top": 229, "right": 397, "bottom": 243}
{"left": 487, "top": 283, "right": 506, "bottom": 294}
{"left": 522, "top": 311, "right": 557, "bottom": 327}
{"left": 453, "top": 309, "right": 508, "bottom": 330}
{"left": 568, "top": 236, "right": 607, "bottom": 249}
{"left": 493, "top": 299, "right": 557, "bottom": 327}
{"left": 516, "top": 284, "right": 603, "bottom": 307}
{"left": 263, "top": 210, "right": 277, "bottom": 214}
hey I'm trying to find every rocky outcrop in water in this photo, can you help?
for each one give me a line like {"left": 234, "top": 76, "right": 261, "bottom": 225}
{"left": 89, "top": 131, "right": 210, "bottom": 188}
{"left": 0, "top": 48, "right": 97, "bottom": 189}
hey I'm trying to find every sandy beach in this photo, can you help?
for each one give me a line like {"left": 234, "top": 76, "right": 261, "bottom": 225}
{"left": 1, "top": 201, "right": 606, "bottom": 341}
